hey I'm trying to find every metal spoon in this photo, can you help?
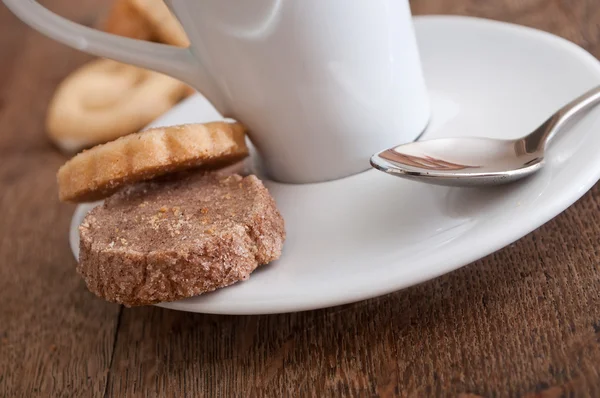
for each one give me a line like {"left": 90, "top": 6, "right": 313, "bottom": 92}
{"left": 370, "top": 86, "right": 600, "bottom": 186}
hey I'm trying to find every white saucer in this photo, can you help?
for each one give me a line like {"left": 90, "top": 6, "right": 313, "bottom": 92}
{"left": 70, "top": 16, "right": 600, "bottom": 314}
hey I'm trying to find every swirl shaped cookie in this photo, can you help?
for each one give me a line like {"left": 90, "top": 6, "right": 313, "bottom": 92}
{"left": 46, "top": 59, "right": 193, "bottom": 153}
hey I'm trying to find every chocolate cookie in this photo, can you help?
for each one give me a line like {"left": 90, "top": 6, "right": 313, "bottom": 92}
{"left": 77, "top": 172, "right": 285, "bottom": 306}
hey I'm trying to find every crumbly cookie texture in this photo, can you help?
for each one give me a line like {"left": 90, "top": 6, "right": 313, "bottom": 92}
{"left": 78, "top": 172, "right": 285, "bottom": 307}
{"left": 57, "top": 122, "right": 249, "bottom": 203}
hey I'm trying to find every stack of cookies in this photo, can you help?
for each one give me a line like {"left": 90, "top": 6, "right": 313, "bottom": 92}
{"left": 59, "top": 122, "right": 286, "bottom": 307}
{"left": 50, "top": 1, "right": 286, "bottom": 307}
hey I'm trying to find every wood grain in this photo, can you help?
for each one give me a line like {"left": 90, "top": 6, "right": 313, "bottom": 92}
{"left": 1, "top": 0, "right": 599, "bottom": 397}
{"left": 0, "top": 1, "right": 119, "bottom": 397}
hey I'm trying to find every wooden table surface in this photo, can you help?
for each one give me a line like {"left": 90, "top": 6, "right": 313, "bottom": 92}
{"left": 1, "top": 0, "right": 600, "bottom": 396}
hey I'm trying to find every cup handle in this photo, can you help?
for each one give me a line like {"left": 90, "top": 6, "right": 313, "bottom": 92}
{"left": 3, "top": 0, "right": 227, "bottom": 113}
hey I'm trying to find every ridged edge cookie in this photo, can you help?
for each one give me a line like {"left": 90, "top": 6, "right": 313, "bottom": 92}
{"left": 57, "top": 122, "right": 249, "bottom": 202}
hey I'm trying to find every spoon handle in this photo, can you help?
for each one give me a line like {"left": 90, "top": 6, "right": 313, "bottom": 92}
{"left": 530, "top": 85, "right": 600, "bottom": 149}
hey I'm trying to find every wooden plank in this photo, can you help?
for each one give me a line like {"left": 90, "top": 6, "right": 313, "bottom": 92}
{"left": 0, "top": 1, "right": 120, "bottom": 397}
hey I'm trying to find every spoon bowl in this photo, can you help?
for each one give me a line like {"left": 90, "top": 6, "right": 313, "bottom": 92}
{"left": 371, "top": 137, "right": 544, "bottom": 186}
{"left": 371, "top": 86, "right": 600, "bottom": 186}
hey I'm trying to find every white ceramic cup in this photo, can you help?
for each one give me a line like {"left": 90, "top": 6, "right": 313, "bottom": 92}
{"left": 4, "top": 0, "right": 430, "bottom": 184}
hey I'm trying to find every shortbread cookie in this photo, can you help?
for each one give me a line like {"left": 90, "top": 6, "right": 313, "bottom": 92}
{"left": 46, "top": 59, "right": 192, "bottom": 153}
{"left": 78, "top": 172, "right": 285, "bottom": 306}
{"left": 129, "top": 0, "right": 189, "bottom": 47}
{"left": 103, "top": 0, "right": 154, "bottom": 41}
{"left": 57, "top": 122, "right": 249, "bottom": 202}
